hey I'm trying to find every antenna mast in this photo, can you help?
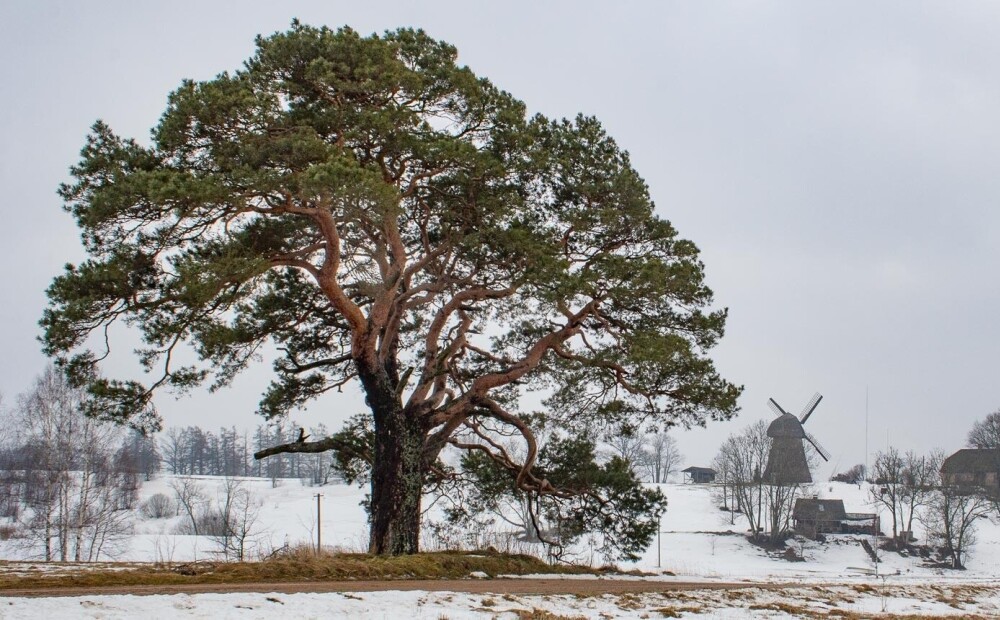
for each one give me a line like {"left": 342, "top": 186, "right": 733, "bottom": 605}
{"left": 864, "top": 386, "right": 869, "bottom": 477}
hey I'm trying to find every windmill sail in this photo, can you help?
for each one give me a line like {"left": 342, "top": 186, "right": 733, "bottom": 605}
{"left": 799, "top": 393, "right": 823, "bottom": 424}
{"left": 805, "top": 432, "right": 831, "bottom": 461}
{"left": 768, "top": 398, "right": 788, "bottom": 417}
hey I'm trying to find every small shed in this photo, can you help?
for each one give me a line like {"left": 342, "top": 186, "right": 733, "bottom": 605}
{"left": 941, "top": 449, "right": 1000, "bottom": 496}
{"left": 682, "top": 466, "right": 716, "bottom": 484}
{"left": 793, "top": 498, "right": 879, "bottom": 538}
{"left": 793, "top": 498, "right": 847, "bottom": 538}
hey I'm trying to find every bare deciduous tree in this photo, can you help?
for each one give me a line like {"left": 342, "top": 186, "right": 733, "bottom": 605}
{"left": 869, "top": 448, "right": 906, "bottom": 541}
{"left": 967, "top": 409, "right": 1000, "bottom": 449}
{"left": 160, "top": 428, "right": 187, "bottom": 476}
{"left": 207, "top": 478, "right": 264, "bottom": 561}
{"left": 603, "top": 426, "right": 647, "bottom": 476}
{"left": 869, "top": 448, "right": 941, "bottom": 544}
{"left": 640, "top": 431, "right": 681, "bottom": 484}
{"left": 169, "top": 477, "right": 207, "bottom": 536}
{"left": 715, "top": 421, "right": 769, "bottom": 542}
{"left": 899, "top": 450, "right": 941, "bottom": 539}
{"left": 13, "top": 367, "right": 134, "bottom": 561}
{"left": 715, "top": 420, "right": 805, "bottom": 545}
{"left": 922, "top": 482, "right": 993, "bottom": 569}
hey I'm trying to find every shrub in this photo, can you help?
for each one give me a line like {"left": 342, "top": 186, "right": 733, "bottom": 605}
{"left": 171, "top": 509, "right": 229, "bottom": 536}
{"left": 830, "top": 464, "right": 866, "bottom": 485}
{"left": 196, "top": 509, "right": 230, "bottom": 537}
{"left": 139, "top": 493, "right": 174, "bottom": 519}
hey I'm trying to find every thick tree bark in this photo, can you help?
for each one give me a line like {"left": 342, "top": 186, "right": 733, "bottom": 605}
{"left": 358, "top": 361, "right": 426, "bottom": 555}
{"left": 368, "top": 404, "right": 425, "bottom": 555}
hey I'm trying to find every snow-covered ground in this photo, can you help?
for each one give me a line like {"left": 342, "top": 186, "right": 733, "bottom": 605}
{"left": 645, "top": 481, "right": 1000, "bottom": 581}
{"left": 126, "top": 475, "right": 374, "bottom": 563}
{"left": 2, "top": 583, "right": 1000, "bottom": 619}
{"left": 3, "top": 477, "right": 999, "bottom": 617}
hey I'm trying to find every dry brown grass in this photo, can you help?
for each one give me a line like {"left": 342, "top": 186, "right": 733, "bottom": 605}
{"left": 513, "top": 610, "right": 586, "bottom": 620}
{"left": 614, "top": 592, "right": 644, "bottom": 610}
{"left": 749, "top": 601, "right": 823, "bottom": 617}
{"left": 0, "top": 549, "right": 595, "bottom": 591}
{"left": 654, "top": 605, "right": 704, "bottom": 617}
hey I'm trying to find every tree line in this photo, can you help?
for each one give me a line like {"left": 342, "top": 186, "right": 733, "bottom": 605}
{"left": 160, "top": 423, "right": 337, "bottom": 485}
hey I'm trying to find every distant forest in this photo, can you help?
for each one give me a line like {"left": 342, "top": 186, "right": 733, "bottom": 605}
{"left": 159, "top": 423, "right": 338, "bottom": 484}
{"left": 0, "top": 421, "right": 339, "bottom": 485}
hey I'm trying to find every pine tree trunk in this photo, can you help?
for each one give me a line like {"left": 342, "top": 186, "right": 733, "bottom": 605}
{"left": 368, "top": 404, "right": 425, "bottom": 555}
{"left": 338, "top": 341, "right": 428, "bottom": 556}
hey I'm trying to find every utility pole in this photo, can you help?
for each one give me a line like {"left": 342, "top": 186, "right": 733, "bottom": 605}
{"left": 314, "top": 493, "right": 323, "bottom": 554}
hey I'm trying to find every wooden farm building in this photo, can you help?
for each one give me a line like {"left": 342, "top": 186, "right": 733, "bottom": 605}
{"left": 940, "top": 448, "right": 1000, "bottom": 496}
{"left": 681, "top": 466, "right": 716, "bottom": 484}
{"left": 793, "top": 498, "right": 879, "bottom": 539}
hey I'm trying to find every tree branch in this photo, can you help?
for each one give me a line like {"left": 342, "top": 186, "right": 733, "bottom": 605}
{"left": 254, "top": 435, "right": 348, "bottom": 460}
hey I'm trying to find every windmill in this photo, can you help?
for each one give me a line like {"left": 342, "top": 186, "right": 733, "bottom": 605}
{"left": 761, "top": 392, "right": 830, "bottom": 484}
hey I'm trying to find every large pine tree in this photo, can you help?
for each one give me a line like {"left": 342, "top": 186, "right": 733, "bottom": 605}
{"left": 43, "top": 23, "right": 741, "bottom": 555}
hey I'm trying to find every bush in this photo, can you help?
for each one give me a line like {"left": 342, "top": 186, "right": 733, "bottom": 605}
{"left": 171, "top": 509, "right": 230, "bottom": 536}
{"left": 830, "top": 464, "right": 866, "bottom": 485}
{"left": 196, "top": 509, "right": 231, "bottom": 537}
{"left": 139, "top": 493, "right": 174, "bottom": 519}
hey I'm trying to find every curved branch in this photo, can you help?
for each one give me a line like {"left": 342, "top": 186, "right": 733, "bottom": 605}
{"left": 311, "top": 208, "right": 366, "bottom": 335}
{"left": 408, "top": 285, "right": 516, "bottom": 407}
{"left": 467, "top": 299, "right": 598, "bottom": 397}
{"left": 475, "top": 397, "right": 539, "bottom": 489}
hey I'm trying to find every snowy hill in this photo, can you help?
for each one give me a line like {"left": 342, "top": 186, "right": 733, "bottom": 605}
{"left": 3, "top": 476, "right": 1000, "bottom": 618}
{"left": 3, "top": 475, "right": 998, "bottom": 583}
{"left": 647, "top": 481, "right": 1000, "bottom": 581}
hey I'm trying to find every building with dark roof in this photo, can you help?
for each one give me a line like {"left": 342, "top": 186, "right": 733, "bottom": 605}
{"left": 941, "top": 448, "right": 1000, "bottom": 496}
{"left": 793, "top": 498, "right": 879, "bottom": 539}
{"left": 681, "top": 466, "right": 716, "bottom": 484}
{"left": 793, "top": 498, "right": 846, "bottom": 537}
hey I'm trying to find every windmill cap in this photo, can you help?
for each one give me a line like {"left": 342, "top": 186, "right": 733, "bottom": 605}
{"left": 767, "top": 413, "right": 806, "bottom": 438}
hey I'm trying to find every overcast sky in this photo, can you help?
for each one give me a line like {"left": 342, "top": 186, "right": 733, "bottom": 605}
{"left": 2, "top": 1, "right": 998, "bottom": 475}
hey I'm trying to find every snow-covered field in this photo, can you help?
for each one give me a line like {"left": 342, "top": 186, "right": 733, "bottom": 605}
{"left": 3, "top": 477, "right": 1000, "bottom": 617}
{"left": 3, "top": 583, "right": 1000, "bottom": 619}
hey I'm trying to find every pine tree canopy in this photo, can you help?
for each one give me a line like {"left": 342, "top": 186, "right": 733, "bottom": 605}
{"left": 42, "top": 22, "right": 741, "bottom": 555}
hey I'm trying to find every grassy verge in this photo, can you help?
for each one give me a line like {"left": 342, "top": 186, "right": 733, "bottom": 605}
{"left": 0, "top": 549, "right": 597, "bottom": 590}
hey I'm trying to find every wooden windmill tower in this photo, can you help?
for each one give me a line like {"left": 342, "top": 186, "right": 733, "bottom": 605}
{"left": 762, "top": 393, "right": 830, "bottom": 484}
